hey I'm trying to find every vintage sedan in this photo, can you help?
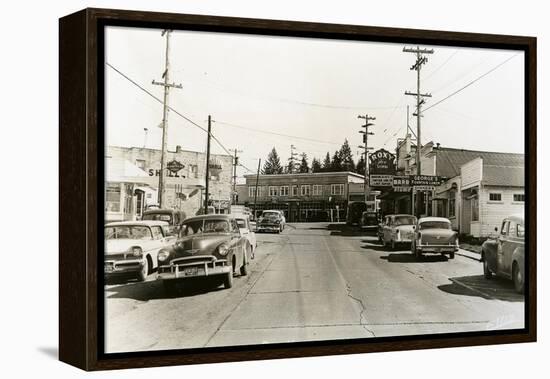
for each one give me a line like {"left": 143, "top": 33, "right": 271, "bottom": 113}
{"left": 142, "top": 208, "right": 186, "bottom": 236}
{"left": 481, "top": 215, "right": 525, "bottom": 293}
{"left": 380, "top": 214, "right": 416, "bottom": 250}
{"left": 257, "top": 210, "right": 285, "bottom": 233}
{"left": 359, "top": 211, "right": 379, "bottom": 230}
{"left": 104, "top": 220, "right": 174, "bottom": 282}
{"left": 235, "top": 215, "right": 257, "bottom": 259}
{"left": 156, "top": 214, "right": 252, "bottom": 292}
{"left": 411, "top": 217, "right": 458, "bottom": 259}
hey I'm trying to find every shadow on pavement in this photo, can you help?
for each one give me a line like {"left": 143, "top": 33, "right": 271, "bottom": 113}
{"left": 438, "top": 275, "right": 524, "bottom": 302}
{"left": 308, "top": 223, "right": 374, "bottom": 237}
{"left": 380, "top": 253, "right": 449, "bottom": 263}
{"left": 105, "top": 277, "right": 226, "bottom": 301}
{"left": 361, "top": 243, "right": 388, "bottom": 252}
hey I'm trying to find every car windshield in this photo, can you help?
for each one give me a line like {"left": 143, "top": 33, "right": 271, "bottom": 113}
{"left": 394, "top": 216, "right": 415, "bottom": 226}
{"left": 263, "top": 212, "right": 279, "bottom": 218}
{"left": 236, "top": 219, "right": 247, "bottom": 228}
{"left": 105, "top": 226, "right": 152, "bottom": 240}
{"left": 419, "top": 221, "right": 451, "bottom": 230}
{"left": 180, "top": 219, "right": 230, "bottom": 236}
{"left": 142, "top": 213, "right": 172, "bottom": 223}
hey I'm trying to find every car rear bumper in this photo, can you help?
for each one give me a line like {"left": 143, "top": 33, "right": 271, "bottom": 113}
{"left": 157, "top": 257, "right": 230, "bottom": 280}
{"left": 104, "top": 259, "right": 144, "bottom": 275}
{"left": 257, "top": 225, "right": 280, "bottom": 232}
{"left": 418, "top": 244, "right": 458, "bottom": 253}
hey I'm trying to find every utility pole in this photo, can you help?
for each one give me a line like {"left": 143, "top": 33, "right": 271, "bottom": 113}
{"left": 143, "top": 128, "right": 149, "bottom": 148}
{"left": 204, "top": 115, "right": 212, "bottom": 214}
{"left": 229, "top": 149, "right": 243, "bottom": 205}
{"left": 287, "top": 144, "right": 299, "bottom": 173}
{"left": 404, "top": 45, "right": 433, "bottom": 217}
{"left": 152, "top": 29, "right": 182, "bottom": 208}
{"left": 253, "top": 159, "right": 261, "bottom": 220}
{"left": 358, "top": 114, "right": 376, "bottom": 203}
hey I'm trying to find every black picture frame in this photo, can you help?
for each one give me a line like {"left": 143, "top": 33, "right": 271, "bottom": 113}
{"left": 59, "top": 8, "right": 537, "bottom": 371}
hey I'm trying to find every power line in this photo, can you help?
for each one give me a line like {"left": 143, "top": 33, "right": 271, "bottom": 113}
{"left": 424, "top": 49, "right": 459, "bottom": 81}
{"left": 423, "top": 53, "right": 520, "bottom": 113}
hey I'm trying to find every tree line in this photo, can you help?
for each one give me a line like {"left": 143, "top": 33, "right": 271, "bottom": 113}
{"left": 261, "top": 139, "right": 367, "bottom": 175}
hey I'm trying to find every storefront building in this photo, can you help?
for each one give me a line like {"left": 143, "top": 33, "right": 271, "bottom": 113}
{"left": 106, "top": 145, "right": 233, "bottom": 221}
{"left": 236, "top": 171, "right": 365, "bottom": 222}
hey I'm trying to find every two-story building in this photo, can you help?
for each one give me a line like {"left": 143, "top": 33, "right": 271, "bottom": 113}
{"left": 236, "top": 171, "right": 365, "bottom": 222}
{"left": 106, "top": 145, "right": 233, "bottom": 222}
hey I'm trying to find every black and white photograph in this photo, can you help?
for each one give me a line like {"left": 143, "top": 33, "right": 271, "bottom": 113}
{"left": 103, "top": 25, "right": 527, "bottom": 354}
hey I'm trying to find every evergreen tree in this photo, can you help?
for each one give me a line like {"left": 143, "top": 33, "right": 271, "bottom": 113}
{"left": 356, "top": 154, "right": 366, "bottom": 176}
{"left": 311, "top": 157, "right": 322, "bottom": 173}
{"left": 331, "top": 150, "right": 343, "bottom": 171}
{"left": 298, "top": 153, "right": 309, "bottom": 173}
{"left": 262, "top": 147, "right": 284, "bottom": 174}
{"left": 339, "top": 139, "right": 355, "bottom": 172}
{"left": 322, "top": 152, "right": 331, "bottom": 172}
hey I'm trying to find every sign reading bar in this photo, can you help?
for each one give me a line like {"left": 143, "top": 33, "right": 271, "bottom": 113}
{"left": 370, "top": 174, "right": 393, "bottom": 187}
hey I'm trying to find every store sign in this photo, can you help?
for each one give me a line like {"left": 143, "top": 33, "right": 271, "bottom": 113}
{"left": 369, "top": 149, "right": 396, "bottom": 175}
{"left": 414, "top": 185, "right": 436, "bottom": 192}
{"left": 167, "top": 159, "right": 185, "bottom": 174}
{"left": 370, "top": 174, "right": 393, "bottom": 187}
{"left": 410, "top": 175, "right": 445, "bottom": 186}
{"left": 393, "top": 176, "right": 411, "bottom": 187}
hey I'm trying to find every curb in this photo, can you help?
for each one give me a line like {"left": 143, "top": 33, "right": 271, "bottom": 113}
{"left": 457, "top": 248, "right": 481, "bottom": 262}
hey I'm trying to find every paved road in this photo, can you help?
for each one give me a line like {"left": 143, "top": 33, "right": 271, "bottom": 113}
{"left": 104, "top": 222, "right": 524, "bottom": 353}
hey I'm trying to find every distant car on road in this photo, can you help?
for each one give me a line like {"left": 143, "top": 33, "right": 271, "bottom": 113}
{"left": 142, "top": 209, "right": 186, "bottom": 236}
{"left": 235, "top": 214, "right": 257, "bottom": 259}
{"left": 156, "top": 214, "right": 251, "bottom": 292}
{"left": 359, "top": 211, "right": 379, "bottom": 230}
{"left": 379, "top": 214, "right": 416, "bottom": 250}
{"left": 104, "top": 220, "right": 174, "bottom": 282}
{"left": 481, "top": 214, "right": 525, "bottom": 293}
{"left": 257, "top": 210, "right": 285, "bottom": 233}
{"left": 346, "top": 201, "right": 367, "bottom": 226}
{"left": 411, "top": 217, "right": 458, "bottom": 260}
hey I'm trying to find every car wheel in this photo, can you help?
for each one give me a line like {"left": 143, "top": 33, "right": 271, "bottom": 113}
{"left": 483, "top": 257, "right": 493, "bottom": 279}
{"left": 449, "top": 252, "right": 455, "bottom": 259}
{"left": 136, "top": 256, "right": 150, "bottom": 282}
{"left": 513, "top": 262, "right": 524, "bottom": 293}
{"left": 240, "top": 246, "right": 249, "bottom": 276}
{"left": 391, "top": 239, "right": 396, "bottom": 251}
{"left": 223, "top": 271, "right": 233, "bottom": 289}
{"left": 415, "top": 247, "right": 423, "bottom": 261}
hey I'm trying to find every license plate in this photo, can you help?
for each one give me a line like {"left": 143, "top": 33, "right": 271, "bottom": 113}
{"left": 184, "top": 267, "right": 198, "bottom": 276}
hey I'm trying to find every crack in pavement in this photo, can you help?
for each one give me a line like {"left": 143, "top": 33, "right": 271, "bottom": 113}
{"left": 345, "top": 283, "right": 376, "bottom": 337}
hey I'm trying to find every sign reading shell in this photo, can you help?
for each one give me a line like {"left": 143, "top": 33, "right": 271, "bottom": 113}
{"left": 166, "top": 159, "right": 185, "bottom": 174}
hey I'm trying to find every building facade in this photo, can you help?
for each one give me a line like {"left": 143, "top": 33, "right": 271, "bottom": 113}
{"left": 389, "top": 134, "right": 525, "bottom": 237}
{"left": 236, "top": 171, "right": 365, "bottom": 222}
{"left": 106, "top": 145, "right": 233, "bottom": 222}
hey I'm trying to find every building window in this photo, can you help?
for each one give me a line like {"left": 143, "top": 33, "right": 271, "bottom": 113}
{"left": 301, "top": 185, "right": 311, "bottom": 196}
{"left": 513, "top": 194, "right": 525, "bottom": 202}
{"left": 190, "top": 164, "right": 199, "bottom": 178}
{"left": 448, "top": 191, "right": 456, "bottom": 218}
{"left": 268, "top": 186, "right": 278, "bottom": 197}
{"left": 135, "top": 159, "right": 146, "bottom": 170}
{"left": 331, "top": 184, "right": 345, "bottom": 195}
{"left": 471, "top": 196, "right": 479, "bottom": 221}
{"left": 291, "top": 185, "right": 299, "bottom": 196}
{"left": 248, "top": 186, "right": 258, "bottom": 198}
{"left": 312, "top": 185, "right": 323, "bottom": 196}
{"left": 489, "top": 193, "right": 502, "bottom": 202}
{"left": 280, "top": 186, "right": 289, "bottom": 196}
{"left": 106, "top": 184, "right": 121, "bottom": 212}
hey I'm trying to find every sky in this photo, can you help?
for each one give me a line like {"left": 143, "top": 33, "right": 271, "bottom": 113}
{"left": 105, "top": 26, "right": 525, "bottom": 180}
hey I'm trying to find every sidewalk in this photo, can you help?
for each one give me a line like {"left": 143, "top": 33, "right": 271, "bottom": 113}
{"left": 458, "top": 243, "right": 482, "bottom": 261}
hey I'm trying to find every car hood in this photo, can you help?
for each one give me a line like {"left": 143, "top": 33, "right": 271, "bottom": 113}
{"left": 174, "top": 234, "right": 231, "bottom": 255}
{"left": 105, "top": 239, "right": 142, "bottom": 255}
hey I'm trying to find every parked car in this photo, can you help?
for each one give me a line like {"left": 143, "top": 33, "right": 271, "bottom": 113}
{"left": 257, "top": 210, "right": 285, "bottom": 233}
{"left": 142, "top": 209, "right": 186, "bottom": 236}
{"left": 481, "top": 215, "right": 525, "bottom": 293}
{"left": 359, "top": 211, "right": 379, "bottom": 230}
{"left": 411, "top": 217, "right": 458, "bottom": 259}
{"left": 235, "top": 215, "right": 257, "bottom": 259}
{"left": 156, "top": 214, "right": 252, "bottom": 292}
{"left": 346, "top": 201, "right": 367, "bottom": 226}
{"left": 379, "top": 214, "right": 417, "bottom": 250}
{"left": 104, "top": 220, "right": 174, "bottom": 282}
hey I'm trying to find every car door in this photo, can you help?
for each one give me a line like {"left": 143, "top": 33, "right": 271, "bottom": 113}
{"left": 247, "top": 218, "right": 257, "bottom": 250}
{"left": 230, "top": 219, "right": 244, "bottom": 265}
{"left": 501, "top": 220, "right": 519, "bottom": 276}
{"left": 383, "top": 217, "right": 392, "bottom": 243}
{"left": 496, "top": 220, "right": 509, "bottom": 275}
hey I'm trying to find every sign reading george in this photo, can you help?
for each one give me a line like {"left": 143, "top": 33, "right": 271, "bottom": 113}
{"left": 369, "top": 149, "right": 396, "bottom": 175}
{"left": 370, "top": 174, "right": 393, "bottom": 187}
{"left": 410, "top": 175, "right": 444, "bottom": 186}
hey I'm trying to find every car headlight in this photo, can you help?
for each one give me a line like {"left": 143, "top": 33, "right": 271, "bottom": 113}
{"left": 158, "top": 250, "right": 170, "bottom": 262}
{"left": 217, "top": 243, "right": 230, "bottom": 256}
{"left": 131, "top": 247, "right": 143, "bottom": 257}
